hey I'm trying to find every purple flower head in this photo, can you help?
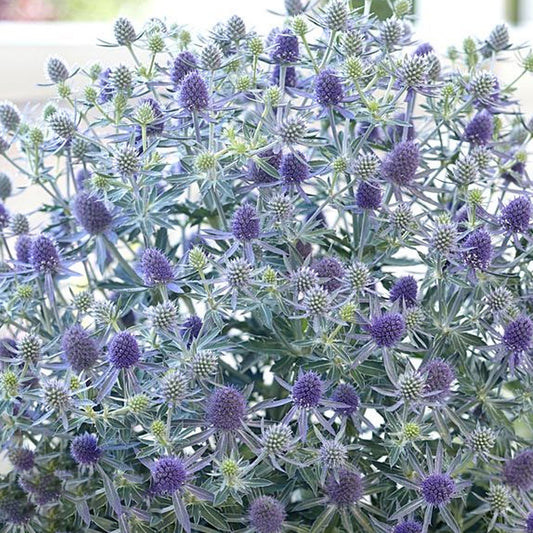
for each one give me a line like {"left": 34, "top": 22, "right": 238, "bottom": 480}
{"left": 394, "top": 521, "right": 423, "bottom": 533}
{"left": 355, "top": 180, "right": 382, "bottom": 210}
{"left": 330, "top": 383, "right": 360, "bottom": 416}
{"left": 170, "top": 51, "right": 198, "bottom": 86}
{"left": 461, "top": 228, "right": 492, "bottom": 270}
{"left": 272, "top": 65, "right": 297, "bottom": 87}
{"left": 62, "top": 324, "right": 99, "bottom": 372}
{"left": 73, "top": 192, "right": 112, "bottom": 235}
{"left": 108, "top": 331, "right": 140, "bottom": 369}
{"left": 29, "top": 235, "right": 60, "bottom": 273}
{"left": 312, "top": 257, "right": 345, "bottom": 292}
{"left": 503, "top": 315, "right": 533, "bottom": 353}
{"left": 370, "top": 312, "right": 406, "bottom": 348}
{"left": 270, "top": 29, "right": 299, "bottom": 63}
{"left": 206, "top": 386, "right": 247, "bottom": 430}
{"left": 248, "top": 496, "right": 286, "bottom": 533}
{"left": 390, "top": 276, "right": 418, "bottom": 306}
{"left": 414, "top": 42, "right": 434, "bottom": 56}
{"left": 7, "top": 448, "right": 34, "bottom": 472}
{"left": 70, "top": 434, "right": 102, "bottom": 465}
{"left": 179, "top": 315, "right": 203, "bottom": 346}
{"left": 75, "top": 168, "right": 91, "bottom": 189}
{"left": 19, "top": 472, "right": 62, "bottom": 505}
{"left": 500, "top": 196, "right": 531, "bottom": 233}
{"left": 248, "top": 149, "right": 282, "bottom": 184}
{"left": 314, "top": 68, "right": 344, "bottom": 107}
{"left": 279, "top": 151, "right": 310, "bottom": 185}
{"left": 0, "top": 203, "right": 9, "bottom": 229}
{"left": 325, "top": 468, "right": 363, "bottom": 506}
{"left": 422, "top": 358, "right": 455, "bottom": 400}
{"left": 231, "top": 204, "right": 260, "bottom": 241}
{"left": 97, "top": 68, "right": 115, "bottom": 104}
{"left": 152, "top": 456, "right": 188, "bottom": 494}
{"left": 15, "top": 234, "right": 33, "bottom": 263}
{"left": 382, "top": 141, "right": 419, "bottom": 186}
{"left": 526, "top": 512, "right": 533, "bottom": 533}
{"left": 421, "top": 473, "right": 456, "bottom": 506}
{"left": 502, "top": 450, "right": 533, "bottom": 490}
{"left": 141, "top": 248, "right": 174, "bottom": 286}
{"left": 179, "top": 72, "right": 209, "bottom": 111}
{"left": 464, "top": 110, "right": 493, "bottom": 145}
{"left": 0, "top": 490, "right": 35, "bottom": 525}
{"left": 292, "top": 371, "right": 324, "bottom": 408}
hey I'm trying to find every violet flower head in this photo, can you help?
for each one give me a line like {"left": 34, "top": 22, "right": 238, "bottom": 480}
{"left": 61, "top": 324, "right": 100, "bottom": 372}
{"left": 421, "top": 473, "right": 456, "bottom": 506}
{"left": 73, "top": 192, "right": 112, "bottom": 235}
{"left": 314, "top": 68, "right": 344, "bottom": 107}
{"left": 231, "top": 204, "right": 260, "bottom": 241}
{"left": 248, "top": 496, "right": 286, "bottom": 533}
{"left": 152, "top": 456, "right": 188, "bottom": 494}
{"left": 355, "top": 180, "right": 382, "bottom": 210}
{"left": 140, "top": 248, "right": 174, "bottom": 286}
{"left": 29, "top": 235, "right": 60, "bottom": 273}
{"left": 414, "top": 42, "right": 434, "bottom": 56}
{"left": 292, "top": 371, "right": 324, "bottom": 408}
{"left": 248, "top": 149, "right": 282, "bottom": 184}
{"left": 279, "top": 151, "right": 310, "bottom": 185}
{"left": 381, "top": 140, "right": 420, "bottom": 186}
{"left": 108, "top": 331, "right": 140, "bottom": 369}
{"left": 461, "top": 228, "right": 492, "bottom": 271}
{"left": 179, "top": 315, "right": 203, "bottom": 346}
{"left": 179, "top": 72, "right": 209, "bottom": 111}
{"left": 330, "top": 383, "right": 360, "bottom": 416}
{"left": 390, "top": 275, "right": 418, "bottom": 306}
{"left": 503, "top": 315, "right": 533, "bottom": 353}
{"left": 7, "top": 448, "right": 35, "bottom": 472}
{"left": 464, "top": 110, "right": 493, "bottom": 145}
{"left": 422, "top": 358, "right": 455, "bottom": 401}
{"left": 206, "top": 386, "right": 247, "bottom": 430}
{"left": 500, "top": 195, "right": 531, "bottom": 233}
{"left": 312, "top": 257, "right": 345, "bottom": 292}
{"left": 370, "top": 312, "right": 406, "bottom": 348}
{"left": 393, "top": 521, "right": 423, "bottom": 533}
{"left": 502, "top": 450, "right": 533, "bottom": 490}
{"left": 325, "top": 468, "right": 363, "bottom": 506}
{"left": 70, "top": 434, "right": 102, "bottom": 465}
{"left": 170, "top": 51, "right": 197, "bottom": 86}
{"left": 0, "top": 490, "right": 35, "bottom": 525}
{"left": 271, "top": 29, "right": 299, "bottom": 63}
{"left": 97, "top": 67, "right": 115, "bottom": 104}
{"left": 15, "top": 234, "right": 33, "bottom": 263}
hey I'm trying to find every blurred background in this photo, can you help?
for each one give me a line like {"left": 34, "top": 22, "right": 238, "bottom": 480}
{"left": 0, "top": 0, "right": 532, "bottom": 108}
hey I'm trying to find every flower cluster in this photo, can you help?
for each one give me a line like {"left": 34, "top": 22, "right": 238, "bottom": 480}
{"left": 0, "top": 3, "right": 532, "bottom": 533}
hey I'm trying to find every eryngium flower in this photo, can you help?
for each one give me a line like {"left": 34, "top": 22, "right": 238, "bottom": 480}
{"left": 312, "top": 257, "right": 345, "bottom": 292}
{"left": 70, "top": 434, "right": 102, "bottom": 465}
{"left": 226, "top": 15, "right": 246, "bottom": 41}
{"left": 162, "top": 370, "right": 188, "bottom": 404}
{"left": 503, "top": 315, "right": 533, "bottom": 353}
{"left": 488, "top": 23, "right": 509, "bottom": 51}
{"left": 0, "top": 102, "right": 21, "bottom": 131}
{"left": 140, "top": 248, "right": 174, "bottom": 285}
{"left": 248, "top": 149, "right": 282, "bottom": 184}
{"left": 422, "top": 359, "right": 455, "bottom": 400}
{"left": 48, "top": 110, "right": 76, "bottom": 139}
{"left": 43, "top": 379, "right": 71, "bottom": 410}
{"left": 30, "top": 235, "right": 60, "bottom": 273}
{"left": 527, "top": 513, "right": 533, "bottom": 533}
{"left": 461, "top": 228, "right": 492, "bottom": 270}
{"left": 108, "top": 331, "right": 140, "bottom": 369}
{"left": 226, "top": 258, "right": 252, "bottom": 288}
{"left": 0, "top": 489, "right": 35, "bottom": 525}
{"left": 314, "top": 68, "right": 344, "bottom": 106}
{"left": 352, "top": 153, "right": 380, "bottom": 179}
{"left": 279, "top": 151, "right": 310, "bottom": 184}
{"left": 147, "top": 300, "right": 178, "bottom": 330}
{"left": 370, "top": 312, "right": 406, "bottom": 347}
{"left": 114, "top": 17, "right": 136, "bottom": 45}
{"left": 10, "top": 213, "right": 29, "bottom": 235}
{"left": 292, "top": 371, "right": 323, "bottom": 408}
{"left": 469, "top": 427, "right": 496, "bottom": 454}
{"left": 464, "top": 110, "right": 493, "bottom": 145}
{"left": 110, "top": 64, "right": 132, "bottom": 91}
{"left": 178, "top": 72, "right": 209, "bottom": 111}
{"left": 231, "top": 204, "right": 260, "bottom": 241}
{"left": 152, "top": 456, "right": 188, "bottom": 494}
{"left": 270, "top": 29, "right": 299, "bottom": 63}
{"left": 263, "top": 424, "right": 292, "bottom": 454}
{"left": 179, "top": 315, "right": 203, "bottom": 346}
{"left": 380, "top": 17, "right": 404, "bottom": 48}
{"left": 432, "top": 222, "right": 458, "bottom": 254}
{"left": 502, "top": 450, "right": 533, "bottom": 490}
{"left": 390, "top": 275, "right": 417, "bottom": 306}
{"left": 171, "top": 51, "right": 198, "bottom": 86}
{"left": 399, "top": 373, "right": 424, "bottom": 401}
{"left": 201, "top": 43, "right": 223, "bottom": 71}
{"left": 15, "top": 235, "right": 32, "bottom": 263}
{"left": 325, "top": 468, "right": 363, "bottom": 506}
{"left": 73, "top": 192, "right": 112, "bottom": 235}
{"left": 330, "top": 383, "right": 360, "bottom": 416}
{"left": 382, "top": 141, "right": 419, "bottom": 186}
{"left": 206, "top": 386, "right": 247, "bottom": 430}
{"left": 7, "top": 448, "right": 34, "bottom": 472}
{"left": 421, "top": 473, "right": 456, "bottom": 505}
{"left": 393, "top": 521, "right": 423, "bottom": 533}
{"left": 62, "top": 325, "right": 100, "bottom": 372}
{"left": 325, "top": 0, "right": 348, "bottom": 31}
{"left": 46, "top": 57, "right": 69, "bottom": 83}
{"left": 114, "top": 145, "right": 140, "bottom": 176}
{"left": 320, "top": 440, "right": 348, "bottom": 468}
{"left": 279, "top": 116, "right": 306, "bottom": 146}
{"left": 500, "top": 196, "right": 531, "bottom": 232}
{"left": 355, "top": 180, "right": 382, "bottom": 210}
{"left": 192, "top": 350, "right": 218, "bottom": 378}
{"left": 248, "top": 496, "right": 286, "bottom": 533}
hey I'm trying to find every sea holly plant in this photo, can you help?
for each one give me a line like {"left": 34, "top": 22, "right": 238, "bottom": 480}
{"left": 1, "top": 0, "right": 533, "bottom": 532}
